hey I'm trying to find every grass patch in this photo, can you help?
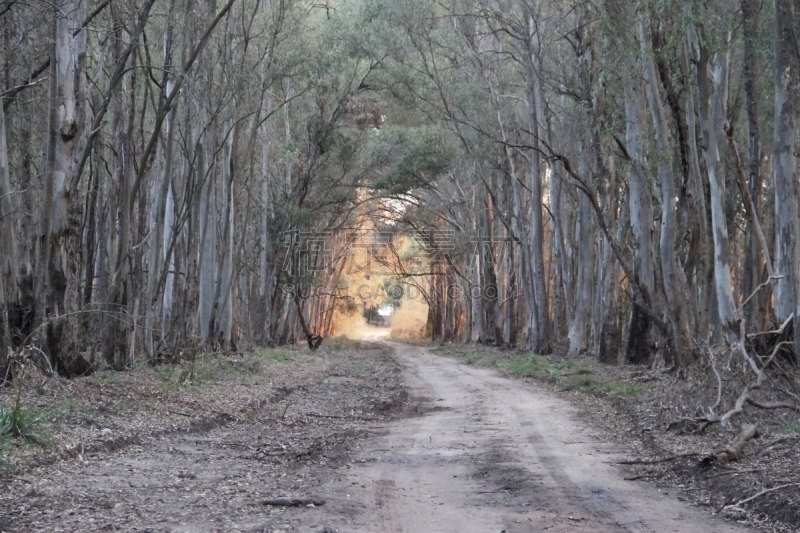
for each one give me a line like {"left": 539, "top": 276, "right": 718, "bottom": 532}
{"left": 331, "top": 336, "right": 362, "bottom": 351}
{"left": 0, "top": 394, "right": 51, "bottom": 446}
{"left": 151, "top": 349, "right": 292, "bottom": 388}
{"left": 0, "top": 438, "right": 14, "bottom": 469}
{"left": 782, "top": 422, "right": 800, "bottom": 434}
{"left": 262, "top": 349, "right": 294, "bottom": 362}
{"left": 595, "top": 382, "right": 644, "bottom": 397}
{"left": 153, "top": 366, "right": 175, "bottom": 381}
{"left": 457, "top": 348, "right": 589, "bottom": 382}
{"left": 499, "top": 356, "right": 548, "bottom": 377}
{"left": 97, "top": 373, "right": 119, "bottom": 385}
{"left": 451, "top": 347, "right": 640, "bottom": 399}
{"left": 564, "top": 373, "right": 597, "bottom": 390}
{"left": 49, "top": 398, "right": 78, "bottom": 418}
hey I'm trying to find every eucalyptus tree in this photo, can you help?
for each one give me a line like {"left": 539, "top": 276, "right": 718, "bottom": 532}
{"left": 1, "top": 0, "right": 799, "bottom": 379}
{"left": 772, "top": 0, "right": 799, "bottom": 359}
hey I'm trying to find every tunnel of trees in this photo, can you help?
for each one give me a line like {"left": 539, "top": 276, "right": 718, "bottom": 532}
{"left": 0, "top": 0, "right": 798, "bottom": 386}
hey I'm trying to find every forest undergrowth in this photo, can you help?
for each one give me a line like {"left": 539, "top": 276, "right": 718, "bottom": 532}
{"left": 0, "top": 339, "right": 408, "bottom": 513}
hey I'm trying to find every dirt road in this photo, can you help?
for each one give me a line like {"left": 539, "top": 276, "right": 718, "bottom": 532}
{"left": 1, "top": 341, "right": 758, "bottom": 532}
{"left": 317, "top": 342, "right": 753, "bottom": 533}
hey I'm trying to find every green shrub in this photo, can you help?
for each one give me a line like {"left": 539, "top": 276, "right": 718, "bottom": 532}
{"left": 782, "top": 422, "right": 800, "bottom": 434}
{"left": 0, "top": 399, "right": 51, "bottom": 446}
{"left": 596, "top": 383, "right": 644, "bottom": 396}
{"left": 500, "top": 356, "right": 547, "bottom": 377}
{"left": 263, "top": 349, "right": 294, "bottom": 362}
{"left": 564, "top": 374, "right": 597, "bottom": 390}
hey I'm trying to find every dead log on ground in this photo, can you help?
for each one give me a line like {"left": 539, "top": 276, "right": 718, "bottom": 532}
{"left": 697, "top": 424, "right": 760, "bottom": 469}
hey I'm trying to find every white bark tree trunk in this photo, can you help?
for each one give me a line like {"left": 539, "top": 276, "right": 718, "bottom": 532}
{"left": 773, "top": 0, "right": 798, "bottom": 324}
{"left": 524, "top": 8, "right": 551, "bottom": 354}
{"left": 568, "top": 148, "right": 593, "bottom": 355}
{"left": 216, "top": 121, "right": 237, "bottom": 347}
{"left": 772, "top": 0, "right": 799, "bottom": 358}
{"left": 688, "top": 16, "right": 738, "bottom": 340}
{"left": 145, "top": 79, "right": 178, "bottom": 359}
{"left": 197, "top": 137, "right": 216, "bottom": 343}
{"left": 623, "top": 74, "right": 657, "bottom": 364}
{"left": 0, "top": 101, "right": 17, "bottom": 359}
{"left": 640, "top": 16, "right": 693, "bottom": 363}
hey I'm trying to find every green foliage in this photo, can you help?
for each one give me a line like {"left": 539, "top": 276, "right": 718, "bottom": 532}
{"left": 499, "top": 356, "right": 548, "bottom": 377}
{"left": 331, "top": 336, "right": 362, "bottom": 351}
{"left": 372, "top": 126, "right": 456, "bottom": 193}
{"left": 782, "top": 422, "right": 800, "bottom": 434}
{"left": 50, "top": 398, "right": 78, "bottom": 417}
{"left": 261, "top": 349, "right": 294, "bottom": 362}
{"left": 563, "top": 374, "right": 597, "bottom": 390}
{"left": 595, "top": 383, "right": 644, "bottom": 397}
{"left": 455, "top": 348, "right": 641, "bottom": 399}
{"left": 0, "top": 397, "right": 51, "bottom": 446}
{"left": 97, "top": 373, "right": 119, "bottom": 385}
{"left": 152, "top": 349, "right": 296, "bottom": 388}
{"left": 153, "top": 366, "right": 175, "bottom": 382}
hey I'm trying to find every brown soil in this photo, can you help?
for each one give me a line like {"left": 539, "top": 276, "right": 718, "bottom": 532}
{"left": 0, "top": 340, "right": 408, "bottom": 532}
{"left": 311, "top": 341, "right": 754, "bottom": 532}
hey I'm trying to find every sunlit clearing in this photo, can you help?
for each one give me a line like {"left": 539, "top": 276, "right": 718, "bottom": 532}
{"left": 390, "top": 292, "right": 429, "bottom": 341}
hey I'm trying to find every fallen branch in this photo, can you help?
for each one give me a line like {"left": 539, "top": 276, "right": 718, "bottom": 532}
{"left": 714, "top": 424, "right": 760, "bottom": 464}
{"left": 717, "top": 341, "right": 797, "bottom": 427}
{"left": 748, "top": 313, "right": 794, "bottom": 340}
{"left": 696, "top": 424, "right": 761, "bottom": 470}
{"left": 721, "top": 483, "right": 800, "bottom": 512}
{"left": 756, "top": 435, "right": 800, "bottom": 456}
{"left": 293, "top": 293, "right": 324, "bottom": 351}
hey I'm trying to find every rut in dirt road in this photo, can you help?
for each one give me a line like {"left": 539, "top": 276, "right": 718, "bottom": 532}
{"left": 318, "top": 342, "right": 754, "bottom": 533}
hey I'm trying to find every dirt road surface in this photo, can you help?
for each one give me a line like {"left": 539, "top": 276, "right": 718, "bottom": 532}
{"left": 1, "top": 340, "right": 757, "bottom": 532}
{"left": 316, "top": 342, "right": 753, "bottom": 533}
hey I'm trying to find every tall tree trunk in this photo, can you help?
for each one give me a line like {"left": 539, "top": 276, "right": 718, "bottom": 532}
{"left": 216, "top": 121, "right": 237, "bottom": 349}
{"left": 568, "top": 148, "right": 593, "bottom": 355}
{"left": 741, "top": 0, "right": 763, "bottom": 327}
{"left": 687, "top": 10, "right": 739, "bottom": 341}
{"left": 681, "top": 40, "right": 712, "bottom": 341}
{"left": 523, "top": 6, "right": 551, "bottom": 354}
{"left": 0, "top": 100, "right": 17, "bottom": 364}
{"left": 197, "top": 135, "right": 216, "bottom": 343}
{"left": 641, "top": 16, "right": 693, "bottom": 365}
{"left": 597, "top": 154, "right": 622, "bottom": 364}
{"left": 623, "top": 75, "right": 657, "bottom": 364}
{"left": 40, "top": 0, "right": 89, "bottom": 375}
{"left": 257, "top": 120, "right": 272, "bottom": 344}
{"left": 773, "top": 0, "right": 799, "bottom": 358}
